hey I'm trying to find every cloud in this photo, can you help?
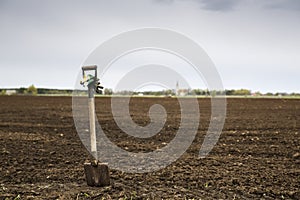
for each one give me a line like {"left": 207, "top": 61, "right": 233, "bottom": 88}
{"left": 263, "top": 0, "right": 300, "bottom": 11}
{"left": 152, "top": 0, "right": 175, "bottom": 4}
{"left": 152, "top": 0, "right": 240, "bottom": 11}
{"left": 153, "top": 0, "right": 300, "bottom": 12}
{"left": 199, "top": 0, "right": 239, "bottom": 11}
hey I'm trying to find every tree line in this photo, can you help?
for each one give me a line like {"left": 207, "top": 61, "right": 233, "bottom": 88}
{"left": 113, "top": 88, "right": 300, "bottom": 97}
{"left": 0, "top": 85, "right": 299, "bottom": 97}
{"left": 0, "top": 85, "right": 72, "bottom": 95}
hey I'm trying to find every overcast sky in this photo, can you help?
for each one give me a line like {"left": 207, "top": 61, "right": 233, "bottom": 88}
{"left": 0, "top": 0, "right": 299, "bottom": 93}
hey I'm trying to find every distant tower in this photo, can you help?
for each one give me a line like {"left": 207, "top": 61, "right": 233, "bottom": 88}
{"left": 176, "top": 81, "right": 179, "bottom": 96}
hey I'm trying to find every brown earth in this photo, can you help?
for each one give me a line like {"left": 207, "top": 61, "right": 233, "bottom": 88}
{"left": 0, "top": 96, "right": 299, "bottom": 199}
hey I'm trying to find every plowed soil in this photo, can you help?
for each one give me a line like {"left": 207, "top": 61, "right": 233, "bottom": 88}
{"left": 0, "top": 96, "right": 299, "bottom": 199}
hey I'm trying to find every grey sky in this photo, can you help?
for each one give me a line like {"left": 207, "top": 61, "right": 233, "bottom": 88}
{"left": 0, "top": 0, "right": 299, "bottom": 93}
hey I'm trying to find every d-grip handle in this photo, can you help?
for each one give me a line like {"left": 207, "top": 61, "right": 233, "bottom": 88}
{"left": 82, "top": 65, "right": 97, "bottom": 78}
{"left": 82, "top": 65, "right": 97, "bottom": 71}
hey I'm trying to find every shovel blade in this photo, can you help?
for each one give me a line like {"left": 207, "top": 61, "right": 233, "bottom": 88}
{"left": 84, "top": 162, "right": 110, "bottom": 187}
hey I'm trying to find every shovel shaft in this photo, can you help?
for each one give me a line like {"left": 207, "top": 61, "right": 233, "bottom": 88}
{"left": 88, "top": 97, "right": 97, "bottom": 160}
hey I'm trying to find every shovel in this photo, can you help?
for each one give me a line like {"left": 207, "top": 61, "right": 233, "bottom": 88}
{"left": 80, "top": 65, "right": 110, "bottom": 187}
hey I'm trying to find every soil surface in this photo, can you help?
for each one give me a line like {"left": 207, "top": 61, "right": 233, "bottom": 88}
{"left": 0, "top": 96, "right": 299, "bottom": 199}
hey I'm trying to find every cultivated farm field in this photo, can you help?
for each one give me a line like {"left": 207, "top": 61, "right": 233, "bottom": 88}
{"left": 0, "top": 96, "right": 299, "bottom": 199}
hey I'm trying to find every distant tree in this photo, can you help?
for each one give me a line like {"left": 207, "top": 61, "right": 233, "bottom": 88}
{"left": 225, "top": 89, "right": 235, "bottom": 95}
{"left": 27, "top": 84, "right": 37, "bottom": 95}
{"left": 253, "top": 91, "right": 262, "bottom": 96}
{"left": 210, "top": 90, "right": 217, "bottom": 97}
{"left": 192, "top": 89, "right": 207, "bottom": 95}
{"left": 164, "top": 89, "right": 174, "bottom": 96}
{"left": 232, "top": 89, "right": 251, "bottom": 96}
{"left": 290, "top": 92, "right": 300, "bottom": 96}
{"left": 17, "top": 87, "right": 27, "bottom": 94}
{"left": 275, "top": 92, "right": 288, "bottom": 96}
{"left": 104, "top": 88, "right": 113, "bottom": 95}
{"left": 154, "top": 91, "right": 163, "bottom": 96}
{"left": 192, "top": 89, "right": 201, "bottom": 95}
{"left": 265, "top": 92, "right": 274, "bottom": 96}
{"left": 1, "top": 90, "right": 6, "bottom": 95}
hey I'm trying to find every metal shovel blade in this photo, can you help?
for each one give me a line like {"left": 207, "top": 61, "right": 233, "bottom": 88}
{"left": 84, "top": 162, "right": 110, "bottom": 187}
